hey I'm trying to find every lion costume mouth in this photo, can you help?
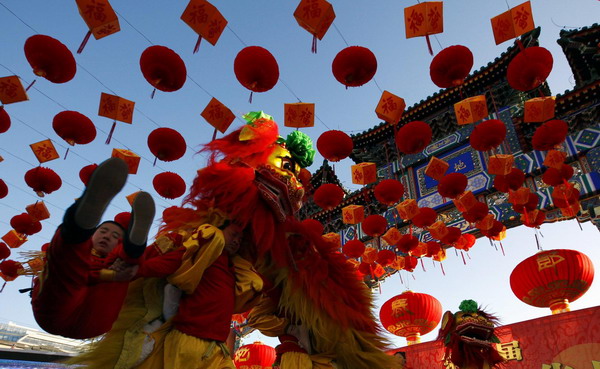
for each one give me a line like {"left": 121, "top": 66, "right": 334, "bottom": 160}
{"left": 255, "top": 165, "right": 304, "bottom": 222}
{"left": 456, "top": 320, "right": 495, "bottom": 347}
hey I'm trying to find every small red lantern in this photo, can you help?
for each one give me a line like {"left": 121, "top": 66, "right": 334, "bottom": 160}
{"left": 148, "top": 128, "right": 187, "bottom": 163}
{"left": 481, "top": 220, "right": 505, "bottom": 239}
{"left": 441, "top": 226, "right": 462, "bottom": 245}
{"left": 316, "top": 130, "right": 353, "bottom": 162}
{"left": 403, "top": 255, "right": 419, "bottom": 272}
{"left": 0, "top": 242, "right": 10, "bottom": 260}
{"left": 233, "top": 341, "right": 276, "bottom": 369}
{"left": 510, "top": 249, "right": 594, "bottom": 314}
{"left": 412, "top": 207, "right": 437, "bottom": 229}
{"left": 513, "top": 192, "right": 539, "bottom": 214}
{"left": 0, "top": 108, "right": 10, "bottom": 133}
{"left": 140, "top": 46, "right": 187, "bottom": 94}
{"left": 332, "top": 46, "right": 377, "bottom": 88}
{"left": 374, "top": 179, "right": 405, "bottom": 206}
{"left": 10, "top": 213, "right": 42, "bottom": 236}
{"left": 522, "top": 209, "right": 546, "bottom": 228}
{"left": 463, "top": 202, "right": 489, "bottom": 223}
{"left": 430, "top": 45, "right": 473, "bottom": 88}
{"left": 79, "top": 163, "right": 98, "bottom": 185}
{"left": 153, "top": 172, "right": 187, "bottom": 199}
{"left": 532, "top": 119, "right": 568, "bottom": 151}
{"left": 377, "top": 249, "right": 396, "bottom": 267}
{"left": 0, "top": 179, "right": 7, "bottom": 199}
{"left": 52, "top": 111, "right": 97, "bottom": 148}
{"left": 234, "top": 46, "right": 279, "bottom": 101}
{"left": 313, "top": 183, "right": 344, "bottom": 210}
{"left": 551, "top": 184, "right": 580, "bottom": 209}
{"left": 24, "top": 167, "right": 62, "bottom": 197}
{"left": 454, "top": 233, "right": 476, "bottom": 251}
{"left": 181, "top": 0, "right": 227, "bottom": 53}
{"left": 293, "top": 0, "right": 336, "bottom": 53}
{"left": 0, "top": 259, "right": 24, "bottom": 279}
{"left": 493, "top": 168, "right": 525, "bottom": 193}
{"left": 542, "top": 164, "right": 573, "bottom": 187}
{"left": 396, "top": 234, "right": 419, "bottom": 254}
{"left": 24, "top": 35, "right": 76, "bottom": 84}
{"left": 379, "top": 291, "right": 442, "bottom": 345}
{"left": 437, "top": 173, "right": 468, "bottom": 199}
{"left": 362, "top": 215, "right": 388, "bottom": 237}
{"left": 395, "top": 121, "right": 432, "bottom": 154}
{"left": 301, "top": 219, "right": 324, "bottom": 235}
{"left": 469, "top": 119, "right": 507, "bottom": 152}
{"left": 506, "top": 46, "right": 553, "bottom": 92}
{"left": 343, "top": 240, "right": 365, "bottom": 259}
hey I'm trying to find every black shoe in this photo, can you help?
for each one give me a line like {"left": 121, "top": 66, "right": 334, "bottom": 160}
{"left": 124, "top": 191, "right": 155, "bottom": 258}
{"left": 74, "top": 157, "right": 129, "bottom": 230}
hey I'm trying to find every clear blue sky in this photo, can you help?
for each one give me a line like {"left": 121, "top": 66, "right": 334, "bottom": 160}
{"left": 0, "top": 0, "right": 599, "bottom": 349}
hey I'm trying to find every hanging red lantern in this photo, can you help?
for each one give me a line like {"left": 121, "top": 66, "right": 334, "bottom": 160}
{"left": 181, "top": 0, "right": 227, "bottom": 53}
{"left": 331, "top": 46, "right": 377, "bottom": 88}
{"left": 301, "top": 219, "right": 324, "bottom": 235}
{"left": 293, "top": 0, "right": 336, "bottom": 53}
{"left": 313, "top": 183, "right": 344, "bottom": 210}
{"left": 233, "top": 341, "right": 276, "bottom": 369}
{"left": 10, "top": 213, "right": 42, "bottom": 236}
{"left": 316, "top": 130, "right": 354, "bottom": 162}
{"left": 510, "top": 249, "right": 594, "bottom": 314}
{"left": 463, "top": 201, "right": 489, "bottom": 223}
{"left": 140, "top": 46, "right": 187, "bottom": 94}
{"left": 412, "top": 207, "right": 437, "bottom": 229}
{"left": 404, "top": 2, "right": 444, "bottom": 55}
{"left": 481, "top": 220, "right": 505, "bottom": 239}
{"left": 79, "top": 163, "right": 98, "bottom": 186}
{"left": 379, "top": 291, "right": 442, "bottom": 345}
{"left": 454, "top": 233, "right": 476, "bottom": 251}
{"left": 147, "top": 128, "right": 187, "bottom": 163}
{"left": 425, "top": 241, "right": 443, "bottom": 257}
{"left": 342, "top": 240, "right": 365, "bottom": 259}
{"left": 0, "top": 108, "right": 10, "bottom": 133}
{"left": 52, "top": 111, "right": 97, "bottom": 148}
{"left": 24, "top": 35, "right": 76, "bottom": 84}
{"left": 551, "top": 184, "right": 580, "bottom": 209}
{"left": 362, "top": 215, "right": 388, "bottom": 237}
{"left": 441, "top": 226, "right": 462, "bottom": 245}
{"left": 512, "top": 192, "right": 539, "bottom": 214}
{"left": 469, "top": 119, "right": 507, "bottom": 152}
{"left": 376, "top": 249, "right": 396, "bottom": 267}
{"left": 396, "top": 234, "right": 419, "bottom": 254}
{"left": 506, "top": 46, "right": 553, "bottom": 92}
{"left": 437, "top": 173, "right": 468, "bottom": 199}
{"left": 403, "top": 255, "right": 419, "bottom": 272}
{"left": 0, "top": 259, "right": 24, "bottom": 279}
{"left": 493, "top": 168, "right": 525, "bottom": 192}
{"left": 0, "top": 179, "right": 7, "bottom": 199}
{"left": 532, "top": 119, "right": 569, "bottom": 151}
{"left": 0, "top": 242, "right": 10, "bottom": 260}
{"left": 24, "top": 167, "right": 62, "bottom": 197}
{"left": 234, "top": 46, "right": 279, "bottom": 100}
{"left": 542, "top": 164, "right": 574, "bottom": 187}
{"left": 430, "top": 45, "right": 473, "bottom": 88}
{"left": 75, "top": 0, "right": 120, "bottom": 53}
{"left": 395, "top": 121, "right": 432, "bottom": 154}
{"left": 153, "top": 172, "right": 187, "bottom": 199}
{"left": 522, "top": 209, "right": 546, "bottom": 228}
{"left": 374, "top": 179, "right": 405, "bottom": 206}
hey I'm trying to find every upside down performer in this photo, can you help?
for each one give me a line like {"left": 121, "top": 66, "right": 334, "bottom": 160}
{"left": 73, "top": 112, "right": 396, "bottom": 369}
{"left": 31, "top": 158, "right": 155, "bottom": 339}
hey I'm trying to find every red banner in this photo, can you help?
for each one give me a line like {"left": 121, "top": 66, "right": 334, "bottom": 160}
{"left": 393, "top": 306, "right": 600, "bottom": 368}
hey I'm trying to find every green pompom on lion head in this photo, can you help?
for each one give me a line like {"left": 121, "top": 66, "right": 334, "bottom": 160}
{"left": 458, "top": 299, "right": 479, "bottom": 314}
{"left": 284, "top": 131, "right": 315, "bottom": 168}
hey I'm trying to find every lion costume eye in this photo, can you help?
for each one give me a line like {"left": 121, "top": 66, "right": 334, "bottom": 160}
{"left": 278, "top": 156, "right": 300, "bottom": 176}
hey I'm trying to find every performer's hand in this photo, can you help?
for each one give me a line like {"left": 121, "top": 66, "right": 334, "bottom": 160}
{"left": 109, "top": 258, "right": 127, "bottom": 272}
{"left": 113, "top": 264, "right": 139, "bottom": 281}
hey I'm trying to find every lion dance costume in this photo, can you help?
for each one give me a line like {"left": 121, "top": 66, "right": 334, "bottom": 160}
{"left": 74, "top": 112, "right": 396, "bottom": 369}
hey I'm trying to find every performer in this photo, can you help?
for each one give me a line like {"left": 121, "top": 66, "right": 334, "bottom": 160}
{"left": 31, "top": 157, "right": 155, "bottom": 339}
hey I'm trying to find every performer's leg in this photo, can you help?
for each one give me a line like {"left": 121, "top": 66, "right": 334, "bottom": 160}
{"left": 122, "top": 191, "right": 155, "bottom": 260}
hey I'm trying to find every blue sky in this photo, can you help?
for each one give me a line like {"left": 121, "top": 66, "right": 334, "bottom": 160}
{"left": 1, "top": 0, "right": 599, "bottom": 349}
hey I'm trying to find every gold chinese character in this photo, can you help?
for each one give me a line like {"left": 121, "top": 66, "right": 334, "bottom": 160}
{"left": 537, "top": 253, "right": 565, "bottom": 271}
{"left": 391, "top": 298, "right": 409, "bottom": 317}
{"left": 495, "top": 340, "right": 522, "bottom": 361}
{"left": 453, "top": 160, "right": 466, "bottom": 172}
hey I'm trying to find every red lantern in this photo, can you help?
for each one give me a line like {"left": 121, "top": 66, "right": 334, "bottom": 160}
{"left": 522, "top": 209, "right": 546, "bottom": 228}
{"left": 551, "top": 184, "right": 580, "bottom": 209}
{"left": 316, "top": 130, "right": 353, "bottom": 162}
{"left": 454, "top": 233, "right": 476, "bottom": 251}
{"left": 481, "top": 220, "right": 505, "bottom": 239}
{"left": 148, "top": 128, "right": 187, "bottom": 163}
{"left": 463, "top": 202, "right": 489, "bottom": 223}
{"left": 425, "top": 241, "right": 442, "bottom": 257}
{"left": 140, "top": 46, "right": 187, "bottom": 93}
{"left": 0, "top": 242, "right": 10, "bottom": 260}
{"left": 0, "top": 259, "right": 24, "bottom": 279}
{"left": 542, "top": 164, "right": 573, "bottom": 187}
{"left": 153, "top": 172, "right": 187, "bottom": 199}
{"left": 395, "top": 121, "right": 432, "bottom": 154}
{"left": 313, "top": 183, "right": 344, "bottom": 210}
{"left": 0, "top": 108, "right": 10, "bottom": 133}
{"left": 437, "top": 173, "right": 468, "bottom": 199}
{"left": 376, "top": 249, "right": 396, "bottom": 267}
{"left": 301, "top": 219, "right": 324, "bottom": 235}
{"left": 532, "top": 119, "right": 568, "bottom": 151}
{"left": 331, "top": 46, "right": 377, "bottom": 88}
{"left": 412, "top": 207, "right": 437, "bottom": 229}
{"left": 430, "top": 45, "right": 473, "bottom": 88}
{"left": 24, "top": 35, "right": 76, "bottom": 84}
{"left": 343, "top": 240, "right": 365, "bottom": 259}
{"left": 379, "top": 291, "right": 442, "bottom": 345}
{"left": 233, "top": 341, "right": 276, "bottom": 369}
{"left": 0, "top": 179, "right": 7, "bottom": 199}
{"left": 234, "top": 46, "right": 279, "bottom": 100}
{"left": 510, "top": 249, "right": 594, "bottom": 314}
{"left": 441, "top": 226, "right": 462, "bottom": 245}
{"left": 493, "top": 168, "right": 525, "bottom": 192}
{"left": 513, "top": 192, "right": 539, "bottom": 214}
{"left": 180, "top": 0, "right": 227, "bottom": 53}
{"left": 506, "top": 46, "right": 553, "bottom": 92}
{"left": 24, "top": 167, "right": 62, "bottom": 197}
{"left": 403, "top": 255, "right": 419, "bottom": 272}
{"left": 52, "top": 111, "right": 97, "bottom": 147}
{"left": 362, "top": 215, "right": 388, "bottom": 237}
{"left": 469, "top": 119, "right": 507, "bottom": 152}
{"left": 374, "top": 179, "right": 405, "bottom": 206}
{"left": 79, "top": 163, "right": 98, "bottom": 185}
{"left": 10, "top": 213, "right": 42, "bottom": 236}
{"left": 396, "top": 234, "right": 419, "bottom": 254}
{"left": 293, "top": 0, "right": 336, "bottom": 53}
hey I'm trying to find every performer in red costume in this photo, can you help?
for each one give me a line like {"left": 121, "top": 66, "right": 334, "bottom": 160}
{"left": 31, "top": 157, "right": 155, "bottom": 339}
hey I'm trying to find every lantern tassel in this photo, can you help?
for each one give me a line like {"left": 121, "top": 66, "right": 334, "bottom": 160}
{"left": 420, "top": 258, "right": 426, "bottom": 272}
{"left": 153, "top": 156, "right": 158, "bottom": 167}
{"left": 460, "top": 251, "right": 466, "bottom": 265}
{"left": 64, "top": 147, "right": 70, "bottom": 160}
{"left": 193, "top": 35, "right": 202, "bottom": 54}
{"left": 248, "top": 92, "right": 253, "bottom": 104}
{"left": 440, "top": 262, "right": 445, "bottom": 276}
{"left": 212, "top": 128, "right": 218, "bottom": 141}
{"left": 25, "top": 79, "right": 37, "bottom": 92}
{"left": 311, "top": 35, "right": 318, "bottom": 54}
{"left": 0, "top": 281, "right": 5, "bottom": 293}
{"left": 499, "top": 241, "right": 505, "bottom": 256}
{"left": 151, "top": 88, "right": 157, "bottom": 99}
{"left": 105, "top": 121, "right": 117, "bottom": 145}
{"left": 398, "top": 271, "right": 403, "bottom": 284}
{"left": 77, "top": 30, "right": 92, "bottom": 54}
{"left": 425, "top": 34, "right": 434, "bottom": 56}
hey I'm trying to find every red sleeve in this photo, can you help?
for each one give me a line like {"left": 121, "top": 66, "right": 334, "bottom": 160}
{"left": 136, "top": 246, "right": 186, "bottom": 278}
